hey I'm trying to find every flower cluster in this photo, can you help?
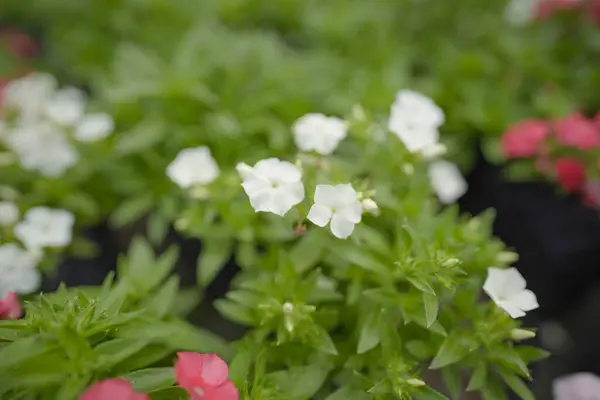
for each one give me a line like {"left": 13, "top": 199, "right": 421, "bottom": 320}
{"left": 500, "top": 112, "right": 600, "bottom": 208}
{"left": 0, "top": 204, "right": 74, "bottom": 301}
{"left": 505, "top": 0, "right": 600, "bottom": 25}
{"left": 0, "top": 72, "right": 114, "bottom": 177}
{"left": 80, "top": 353, "right": 237, "bottom": 400}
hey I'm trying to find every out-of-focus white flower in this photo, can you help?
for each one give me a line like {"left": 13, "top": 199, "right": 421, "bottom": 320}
{"left": 307, "top": 184, "right": 362, "bottom": 239}
{"left": 240, "top": 158, "right": 305, "bottom": 216}
{"left": 361, "top": 198, "right": 379, "bottom": 215}
{"left": 75, "top": 112, "right": 114, "bottom": 142}
{"left": 3, "top": 73, "right": 57, "bottom": 122}
{"left": 428, "top": 160, "right": 467, "bottom": 204}
{"left": 5, "top": 123, "right": 79, "bottom": 177}
{"left": 0, "top": 243, "right": 41, "bottom": 298}
{"left": 236, "top": 162, "right": 254, "bottom": 179}
{"left": 483, "top": 267, "right": 539, "bottom": 319}
{"left": 421, "top": 143, "right": 447, "bottom": 159}
{"left": 292, "top": 113, "right": 348, "bottom": 155}
{"left": 0, "top": 201, "right": 19, "bottom": 226}
{"left": 14, "top": 207, "right": 74, "bottom": 250}
{"left": 553, "top": 373, "right": 600, "bottom": 400}
{"left": 505, "top": 0, "right": 537, "bottom": 26}
{"left": 43, "top": 87, "right": 86, "bottom": 126}
{"left": 388, "top": 90, "right": 445, "bottom": 154}
{"left": 166, "top": 146, "right": 220, "bottom": 189}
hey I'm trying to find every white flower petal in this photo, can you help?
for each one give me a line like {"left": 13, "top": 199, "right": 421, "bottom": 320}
{"left": 497, "top": 300, "right": 526, "bottom": 319}
{"left": 512, "top": 289, "right": 539, "bottom": 312}
{"left": 293, "top": 113, "right": 348, "bottom": 155}
{"left": 330, "top": 214, "right": 356, "bottom": 239}
{"left": 75, "top": 113, "right": 114, "bottom": 142}
{"left": 428, "top": 160, "right": 467, "bottom": 204}
{"left": 313, "top": 185, "right": 339, "bottom": 208}
{"left": 14, "top": 207, "right": 74, "bottom": 250}
{"left": 331, "top": 184, "right": 359, "bottom": 207}
{"left": 0, "top": 201, "right": 19, "bottom": 226}
{"left": 339, "top": 201, "right": 363, "bottom": 224}
{"left": 44, "top": 87, "right": 86, "bottom": 126}
{"left": 166, "top": 146, "right": 220, "bottom": 188}
{"left": 236, "top": 162, "right": 253, "bottom": 179}
{"left": 307, "top": 204, "right": 332, "bottom": 227}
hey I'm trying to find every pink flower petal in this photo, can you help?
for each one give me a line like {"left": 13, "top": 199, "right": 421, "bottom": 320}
{"left": 198, "top": 380, "right": 239, "bottom": 400}
{"left": 500, "top": 119, "right": 549, "bottom": 159}
{"left": 0, "top": 292, "right": 22, "bottom": 320}
{"left": 80, "top": 379, "right": 148, "bottom": 400}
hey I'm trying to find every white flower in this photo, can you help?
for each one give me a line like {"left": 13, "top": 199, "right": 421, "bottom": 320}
{"left": 236, "top": 162, "right": 253, "bottom": 179}
{"left": 428, "top": 160, "right": 467, "bottom": 204}
{"left": 307, "top": 184, "right": 362, "bottom": 239}
{"left": 292, "top": 113, "right": 348, "bottom": 155}
{"left": 75, "top": 112, "right": 114, "bottom": 142}
{"left": 5, "top": 123, "right": 79, "bottom": 177}
{"left": 504, "top": 0, "right": 537, "bottom": 26}
{"left": 14, "top": 207, "right": 75, "bottom": 250}
{"left": 166, "top": 146, "right": 220, "bottom": 189}
{"left": 388, "top": 90, "right": 444, "bottom": 153}
{"left": 361, "top": 198, "right": 379, "bottom": 216}
{"left": 3, "top": 73, "right": 57, "bottom": 122}
{"left": 43, "top": 87, "right": 86, "bottom": 126}
{"left": 483, "top": 267, "right": 539, "bottom": 319}
{"left": 0, "top": 243, "right": 41, "bottom": 298}
{"left": 0, "top": 201, "right": 19, "bottom": 226}
{"left": 240, "top": 158, "right": 305, "bottom": 216}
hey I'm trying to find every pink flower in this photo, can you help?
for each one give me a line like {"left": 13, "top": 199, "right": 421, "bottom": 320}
{"left": 536, "top": 0, "right": 582, "bottom": 20}
{"left": 501, "top": 119, "right": 550, "bottom": 159}
{"left": 554, "top": 113, "right": 600, "bottom": 150}
{"left": 0, "top": 28, "right": 38, "bottom": 60}
{"left": 80, "top": 379, "right": 148, "bottom": 400}
{"left": 586, "top": 0, "right": 600, "bottom": 24}
{"left": 555, "top": 157, "right": 586, "bottom": 192}
{"left": 582, "top": 180, "right": 600, "bottom": 208}
{"left": 175, "top": 352, "right": 239, "bottom": 400}
{"left": 0, "top": 292, "right": 22, "bottom": 320}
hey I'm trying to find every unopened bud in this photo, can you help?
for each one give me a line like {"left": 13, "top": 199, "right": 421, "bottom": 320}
{"left": 497, "top": 251, "right": 519, "bottom": 264}
{"left": 510, "top": 328, "right": 536, "bottom": 341}
{"left": 361, "top": 199, "right": 379, "bottom": 215}
{"left": 189, "top": 186, "right": 210, "bottom": 200}
{"left": 235, "top": 162, "right": 253, "bottom": 179}
{"left": 407, "top": 378, "right": 426, "bottom": 387}
{"left": 351, "top": 104, "right": 367, "bottom": 122}
{"left": 174, "top": 218, "right": 190, "bottom": 231}
{"left": 282, "top": 302, "right": 294, "bottom": 314}
{"left": 442, "top": 258, "right": 460, "bottom": 268}
{"left": 402, "top": 163, "right": 414, "bottom": 175}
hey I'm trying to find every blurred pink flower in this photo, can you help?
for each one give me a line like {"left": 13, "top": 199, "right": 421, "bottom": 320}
{"left": 554, "top": 113, "right": 600, "bottom": 150}
{"left": 501, "top": 119, "right": 550, "bottom": 158}
{"left": 175, "top": 352, "right": 238, "bottom": 400}
{"left": 80, "top": 379, "right": 148, "bottom": 400}
{"left": 553, "top": 372, "right": 600, "bottom": 400}
{"left": 0, "top": 292, "right": 21, "bottom": 320}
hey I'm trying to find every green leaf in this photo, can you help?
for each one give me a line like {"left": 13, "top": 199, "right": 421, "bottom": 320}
{"left": 406, "top": 340, "right": 434, "bottom": 360}
{"left": 357, "top": 308, "right": 381, "bottom": 354}
{"left": 148, "top": 387, "right": 188, "bottom": 400}
{"left": 147, "top": 212, "right": 170, "bottom": 245}
{"left": 93, "top": 338, "right": 150, "bottom": 370}
{"left": 498, "top": 369, "right": 535, "bottom": 400}
{"left": 466, "top": 361, "right": 488, "bottom": 391}
{"left": 268, "top": 363, "right": 333, "bottom": 400}
{"left": 143, "top": 245, "right": 180, "bottom": 292}
{"left": 56, "top": 375, "right": 91, "bottom": 400}
{"left": 313, "top": 327, "right": 338, "bottom": 355}
{"left": 110, "top": 195, "right": 154, "bottom": 228}
{"left": 414, "top": 386, "right": 450, "bottom": 400}
{"left": 214, "top": 299, "right": 254, "bottom": 325}
{"left": 115, "top": 119, "right": 166, "bottom": 155}
{"left": 112, "top": 344, "right": 173, "bottom": 375}
{"left": 0, "top": 336, "right": 50, "bottom": 369}
{"left": 441, "top": 367, "right": 461, "bottom": 399}
{"left": 429, "top": 331, "right": 475, "bottom": 369}
{"left": 423, "top": 292, "right": 438, "bottom": 328}
{"left": 144, "top": 275, "right": 180, "bottom": 318}
{"left": 325, "top": 387, "right": 371, "bottom": 400}
{"left": 197, "top": 238, "right": 233, "bottom": 287}
{"left": 516, "top": 346, "right": 550, "bottom": 363}
{"left": 229, "top": 348, "right": 251, "bottom": 386}
{"left": 289, "top": 229, "right": 327, "bottom": 273}
{"left": 489, "top": 346, "right": 530, "bottom": 379}
{"left": 123, "top": 367, "right": 175, "bottom": 393}
{"left": 338, "top": 245, "right": 391, "bottom": 277}
{"left": 407, "top": 276, "right": 436, "bottom": 295}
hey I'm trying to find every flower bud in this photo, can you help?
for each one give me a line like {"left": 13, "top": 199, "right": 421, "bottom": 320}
{"left": 497, "top": 251, "right": 519, "bottom": 264}
{"left": 442, "top": 257, "right": 460, "bottom": 268}
{"left": 235, "top": 162, "right": 253, "bottom": 179}
{"left": 174, "top": 218, "right": 190, "bottom": 231}
{"left": 510, "top": 328, "right": 536, "bottom": 341}
{"left": 351, "top": 104, "right": 367, "bottom": 123}
{"left": 407, "top": 378, "right": 426, "bottom": 387}
{"left": 361, "top": 199, "right": 379, "bottom": 215}
{"left": 189, "top": 186, "right": 210, "bottom": 200}
{"left": 282, "top": 302, "right": 294, "bottom": 314}
{"left": 421, "top": 143, "right": 447, "bottom": 159}
{"left": 402, "top": 163, "right": 414, "bottom": 175}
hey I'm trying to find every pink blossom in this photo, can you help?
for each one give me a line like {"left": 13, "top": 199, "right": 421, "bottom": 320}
{"left": 0, "top": 28, "right": 38, "bottom": 60}
{"left": 555, "top": 157, "right": 586, "bottom": 192}
{"left": 582, "top": 180, "right": 600, "bottom": 208}
{"left": 80, "top": 379, "right": 148, "bottom": 400}
{"left": 586, "top": 0, "right": 600, "bottom": 24}
{"left": 553, "top": 373, "right": 600, "bottom": 400}
{"left": 0, "top": 292, "right": 21, "bottom": 320}
{"left": 554, "top": 113, "right": 600, "bottom": 150}
{"left": 501, "top": 119, "right": 550, "bottom": 159}
{"left": 175, "top": 352, "right": 238, "bottom": 400}
{"left": 536, "top": 0, "right": 582, "bottom": 20}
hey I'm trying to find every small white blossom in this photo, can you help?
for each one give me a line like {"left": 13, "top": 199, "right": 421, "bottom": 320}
{"left": 307, "top": 184, "right": 362, "bottom": 239}
{"left": 235, "top": 162, "right": 254, "bottom": 179}
{"left": 240, "top": 158, "right": 304, "bottom": 216}
{"left": 0, "top": 201, "right": 19, "bottom": 226}
{"left": 5, "top": 123, "right": 79, "bottom": 177}
{"left": 14, "top": 207, "right": 75, "bottom": 250}
{"left": 166, "top": 146, "right": 220, "bottom": 189}
{"left": 388, "top": 90, "right": 444, "bottom": 153}
{"left": 483, "top": 267, "right": 539, "bottom": 319}
{"left": 3, "top": 73, "right": 57, "bottom": 122}
{"left": 361, "top": 198, "right": 379, "bottom": 216}
{"left": 75, "top": 112, "right": 114, "bottom": 142}
{"left": 43, "top": 87, "right": 86, "bottom": 126}
{"left": 504, "top": 0, "right": 538, "bottom": 26}
{"left": 292, "top": 113, "right": 348, "bottom": 155}
{"left": 0, "top": 243, "right": 41, "bottom": 298}
{"left": 428, "top": 160, "right": 467, "bottom": 204}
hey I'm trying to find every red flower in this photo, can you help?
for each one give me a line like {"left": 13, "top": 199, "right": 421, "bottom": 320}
{"left": 0, "top": 292, "right": 21, "bottom": 320}
{"left": 80, "top": 379, "right": 148, "bottom": 400}
{"left": 554, "top": 113, "right": 600, "bottom": 150}
{"left": 175, "top": 352, "right": 238, "bottom": 400}
{"left": 555, "top": 157, "right": 586, "bottom": 192}
{"left": 0, "top": 28, "right": 38, "bottom": 60}
{"left": 501, "top": 119, "right": 550, "bottom": 159}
